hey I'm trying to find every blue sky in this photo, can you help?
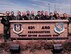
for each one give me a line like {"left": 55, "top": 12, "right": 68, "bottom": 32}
{"left": 0, "top": 0, "right": 71, "bottom": 14}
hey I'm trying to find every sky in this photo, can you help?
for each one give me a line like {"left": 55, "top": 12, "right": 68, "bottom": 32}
{"left": 0, "top": 0, "right": 71, "bottom": 14}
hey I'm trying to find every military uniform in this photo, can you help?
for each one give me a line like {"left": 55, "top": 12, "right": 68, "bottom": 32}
{"left": 22, "top": 15, "right": 28, "bottom": 20}
{"left": 53, "top": 15, "right": 57, "bottom": 19}
{"left": 41, "top": 14, "right": 45, "bottom": 20}
{"left": 30, "top": 15, "right": 35, "bottom": 20}
{"left": 26, "top": 14, "right": 31, "bottom": 20}
{"left": 16, "top": 15, "right": 22, "bottom": 20}
{"left": 43, "top": 15, "right": 50, "bottom": 20}
{"left": 69, "top": 17, "right": 71, "bottom": 23}
{"left": 1, "top": 16, "right": 12, "bottom": 42}
{"left": 49, "top": 16, "right": 55, "bottom": 20}
{"left": 10, "top": 15, "right": 16, "bottom": 20}
{"left": 61, "top": 17, "right": 69, "bottom": 20}
{"left": 35, "top": 15, "right": 42, "bottom": 20}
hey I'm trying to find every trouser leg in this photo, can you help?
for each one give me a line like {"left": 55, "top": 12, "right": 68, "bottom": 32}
{"left": 3, "top": 26, "right": 10, "bottom": 42}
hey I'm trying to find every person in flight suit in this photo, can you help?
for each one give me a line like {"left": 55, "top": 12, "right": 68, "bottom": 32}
{"left": 41, "top": 11, "right": 45, "bottom": 20}
{"left": 26, "top": 11, "right": 31, "bottom": 20}
{"left": 49, "top": 12, "right": 55, "bottom": 20}
{"left": 62, "top": 13, "right": 69, "bottom": 20}
{"left": 16, "top": 11, "right": 22, "bottom": 20}
{"left": 35, "top": 11, "right": 42, "bottom": 20}
{"left": 53, "top": 11, "right": 58, "bottom": 19}
{"left": 1, "top": 11, "right": 12, "bottom": 42}
{"left": 10, "top": 11, "right": 16, "bottom": 20}
{"left": 55, "top": 13, "right": 61, "bottom": 20}
{"left": 30, "top": 11, "right": 35, "bottom": 20}
{"left": 43, "top": 11, "right": 50, "bottom": 20}
{"left": 22, "top": 11, "right": 28, "bottom": 20}
{"left": 41, "top": 11, "right": 44, "bottom": 16}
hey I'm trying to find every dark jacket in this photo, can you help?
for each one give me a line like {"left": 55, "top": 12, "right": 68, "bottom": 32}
{"left": 22, "top": 15, "right": 28, "bottom": 20}
{"left": 61, "top": 17, "right": 69, "bottom": 20}
{"left": 26, "top": 14, "right": 31, "bottom": 20}
{"left": 30, "top": 15, "right": 35, "bottom": 20}
{"left": 1, "top": 16, "right": 12, "bottom": 26}
{"left": 16, "top": 15, "right": 22, "bottom": 20}
{"left": 35, "top": 15, "right": 42, "bottom": 20}
{"left": 43, "top": 15, "right": 50, "bottom": 20}
{"left": 10, "top": 15, "right": 16, "bottom": 20}
{"left": 53, "top": 15, "right": 57, "bottom": 19}
{"left": 49, "top": 16, "right": 55, "bottom": 20}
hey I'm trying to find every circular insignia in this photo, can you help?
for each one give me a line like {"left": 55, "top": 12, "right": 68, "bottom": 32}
{"left": 54, "top": 23, "right": 65, "bottom": 34}
{"left": 13, "top": 24, "right": 23, "bottom": 34}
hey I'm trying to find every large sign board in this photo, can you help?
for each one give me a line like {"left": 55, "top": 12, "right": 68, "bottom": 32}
{"left": 10, "top": 20, "right": 68, "bottom": 40}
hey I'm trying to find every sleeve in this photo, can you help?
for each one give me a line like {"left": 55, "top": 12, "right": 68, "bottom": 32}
{"left": 20, "top": 16, "right": 22, "bottom": 20}
{"left": 1, "top": 17, "right": 5, "bottom": 24}
{"left": 10, "top": 16, "right": 12, "bottom": 20}
{"left": 35, "top": 16, "right": 38, "bottom": 20}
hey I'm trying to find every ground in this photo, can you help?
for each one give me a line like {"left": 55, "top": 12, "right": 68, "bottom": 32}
{"left": 0, "top": 49, "right": 71, "bottom": 54}
{"left": 0, "top": 35, "right": 71, "bottom": 54}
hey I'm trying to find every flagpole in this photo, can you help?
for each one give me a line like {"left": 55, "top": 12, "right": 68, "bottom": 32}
{"left": 48, "top": 3, "right": 50, "bottom": 13}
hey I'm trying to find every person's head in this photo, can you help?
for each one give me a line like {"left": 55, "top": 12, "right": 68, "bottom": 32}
{"left": 26, "top": 10, "right": 30, "bottom": 15}
{"left": 41, "top": 11, "right": 44, "bottom": 15}
{"left": 45, "top": 11, "right": 48, "bottom": 15}
{"left": 22, "top": 11, "right": 26, "bottom": 16}
{"left": 5, "top": 11, "right": 10, "bottom": 16}
{"left": 37, "top": 11, "right": 41, "bottom": 15}
{"left": 17, "top": 11, "right": 21, "bottom": 15}
{"left": 49, "top": 12, "right": 53, "bottom": 16}
{"left": 31, "top": 11, "right": 34, "bottom": 15}
{"left": 63, "top": 13, "right": 67, "bottom": 18}
{"left": 56, "top": 13, "right": 60, "bottom": 18}
{"left": 11, "top": 11, "right": 14, "bottom": 15}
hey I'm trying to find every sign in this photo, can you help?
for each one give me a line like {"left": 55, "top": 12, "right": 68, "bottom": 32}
{"left": 13, "top": 23, "right": 23, "bottom": 34}
{"left": 10, "top": 20, "right": 68, "bottom": 39}
{"left": 54, "top": 23, "right": 65, "bottom": 34}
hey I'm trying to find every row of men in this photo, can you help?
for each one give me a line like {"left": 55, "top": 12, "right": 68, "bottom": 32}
{"left": 2, "top": 11, "right": 69, "bottom": 20}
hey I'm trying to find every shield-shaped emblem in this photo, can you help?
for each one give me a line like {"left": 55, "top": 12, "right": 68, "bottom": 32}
{"left": 54, "top": 23, "right": 65, "bottom": 34}
{"left": 13, "top": 24, "right": 23, "bottom": 34}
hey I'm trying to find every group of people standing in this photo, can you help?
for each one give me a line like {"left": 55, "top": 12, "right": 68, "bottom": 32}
{"left": 2, "top": 10, "right": 69, "bottom": 20}
{"left": 1, "top": 10, "right": 70, "bottom": 42}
